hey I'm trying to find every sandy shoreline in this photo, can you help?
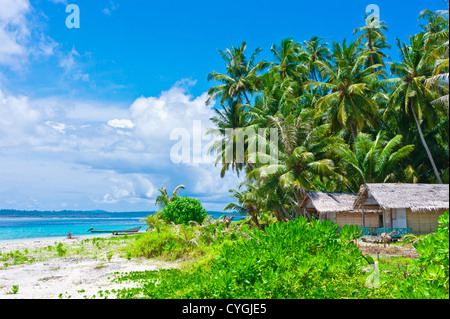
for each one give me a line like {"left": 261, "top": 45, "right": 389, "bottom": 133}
{"left": 0, "top": 235, "right": 176, "bottom": 299}
{"left": 0, "top": 234, "right": 111, "bottom": 253}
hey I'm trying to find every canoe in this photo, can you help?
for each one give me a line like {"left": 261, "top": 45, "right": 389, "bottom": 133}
{"left": 87, "top": 226, "right": 141, "bottom": 235}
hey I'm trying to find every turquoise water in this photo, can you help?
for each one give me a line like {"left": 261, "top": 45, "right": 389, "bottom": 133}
{"left": 0, "top": 210, "right": 241, "bottom": 242}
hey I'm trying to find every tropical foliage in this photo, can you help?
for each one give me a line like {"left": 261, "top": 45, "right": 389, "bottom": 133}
{"left": 115, "top": 211, "right": 449, "bottom": 299}
{"left": 159, "top": 196, "right": 207, "bottom": 226}
{"left": 122, "top": 3, "right": 449, "bottom": 301}
{"left": 204, "top": 4, "right": 449, "bottom": 224}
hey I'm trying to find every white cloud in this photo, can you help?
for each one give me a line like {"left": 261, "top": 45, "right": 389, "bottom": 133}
{"left": 48, "top": 0, "right": 68, "bottom": 5}
{"left": 0, "top": 88, "right": 42, "bottom": 146}
{"left": 0, "top": 0, "right": 31, "bottom": 68}
{"left": 108, "top": 119, "right": 135, "bottom": 129}
{"left": 45, "top": 121, "right": 67, "bottom": 134}
{"left": 102, "top": 1, "right": 119, "bottom": 15}
{"left": 58, "top": 46, "right": 90, "bottom": 82}
{"left": 0, "top": 80, "right": 240, "bottom": 211}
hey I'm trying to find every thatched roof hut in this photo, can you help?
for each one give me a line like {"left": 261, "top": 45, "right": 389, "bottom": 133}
{"left": 354, "top": 183, "right": 449, "bottom": 213}
{"left": 300, "top": 191, "right": 358, "bottom": 214}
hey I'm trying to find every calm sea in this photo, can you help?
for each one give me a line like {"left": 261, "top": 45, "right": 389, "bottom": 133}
{"left": 0, "top": 210, "right": 241, "bottom": 242}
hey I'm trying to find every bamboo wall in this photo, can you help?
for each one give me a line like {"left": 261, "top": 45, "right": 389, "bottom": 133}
{"left": 406, "top": 209, "right": 445, "bottom": 235}
{"left": 335, "top": 212, "right": 379, "bottom": 228}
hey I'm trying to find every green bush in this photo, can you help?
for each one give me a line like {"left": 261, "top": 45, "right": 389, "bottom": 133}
{"left": 395, "top": 211, "right": 449, "bottom": 298}
{"left": 116, "top": 217, "right": 377, "bottom": 299}
{"left": 160, "top": 196, "right": 207, "bottom": 225}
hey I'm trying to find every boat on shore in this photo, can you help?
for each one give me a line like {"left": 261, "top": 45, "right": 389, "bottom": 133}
{"left": 87, "top": 226, "right": 141, "bottom": 235}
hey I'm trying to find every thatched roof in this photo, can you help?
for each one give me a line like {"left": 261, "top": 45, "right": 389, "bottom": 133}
{"left": 301, "top": 192, "right": 358, "bottom": 214}
{"left": 354, "top": 183, "right": 449, "bottom": 212}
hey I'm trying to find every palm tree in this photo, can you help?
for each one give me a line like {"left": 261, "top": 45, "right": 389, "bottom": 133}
{"left": 224, "top": 183, "right": 263, "bottom": 228}
{"left": 250, "top": 71, "right": 301, "bottom": 124}
{"left": 303, "top": 36, "right": 331, "bottom": 81}
{"left": 421, "top": 7, "right": 449, "bottom": 109}
{"left": 206, "top": 99, "right": 249, "bottom": 177}
{"left": 308, "top": 40, "right": 385, "bottom": 140}
{"left": 353, "top": 15, "right": 391, "bottom": 68}
{"left": 419, "top": 7, "right": 449, "bottom": 50}
{"left": 247, "top": 111, "right": 346, "bottom": 219}
{"left": 384, "top": 34, "right": 444, "bottom": 183}
{"left": 206, "top": 42, "right": 269, "bottom": 106}
{"left": 269, "top": 38, "right": 308, "bottom": 81}
{"left": 335, "top": 132, "right": 415, "bottom": 191}
{"left": 155, "top": 184, "right": 185, "bottom": 210}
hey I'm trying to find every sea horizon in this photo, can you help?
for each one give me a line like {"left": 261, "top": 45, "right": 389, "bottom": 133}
{"left": 0, "top": 209, "right": 242, "bottom": 242}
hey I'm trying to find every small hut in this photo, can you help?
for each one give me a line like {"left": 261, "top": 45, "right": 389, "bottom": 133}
{"left": 353, "top": 183, "right": 449, "bottom": 235}
{"left": 299, "top": 191, "right": 379, "bottom": 228}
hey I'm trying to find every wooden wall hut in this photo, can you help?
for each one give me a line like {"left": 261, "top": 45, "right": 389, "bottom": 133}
{"left": 299, "top": 191, "right": 379, "bottom": 228}
{"left": 353, "top": 183, "right": 449, "bottom": 235}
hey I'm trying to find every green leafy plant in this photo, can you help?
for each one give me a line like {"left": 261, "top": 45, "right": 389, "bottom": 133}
{"left": 160, "top": 196, "right": 207, "bottom": 225}
{"left": 55, "top": 242, "right": 67, "bottom": 257}
{"left": 395, "top": 211, "right": 449, "bottom": 298}
{"left": 9, "top": 285, "right": 19, "bottom": 295}
{"left": 115, "top": 217, "right": 379, "bottom": 299}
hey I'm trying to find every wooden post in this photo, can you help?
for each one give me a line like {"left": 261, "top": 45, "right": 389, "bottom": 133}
{"left": 362, "top": 205, "right": 366, "bottom": 228}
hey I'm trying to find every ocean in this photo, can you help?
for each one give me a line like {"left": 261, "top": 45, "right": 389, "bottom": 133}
{"left": 0, "top": 210, "right": 242, "bottom": 242}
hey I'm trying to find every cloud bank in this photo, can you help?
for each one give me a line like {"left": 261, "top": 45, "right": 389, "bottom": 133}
{"left": 0, "top": 82, "right": 241, "bottom": 211}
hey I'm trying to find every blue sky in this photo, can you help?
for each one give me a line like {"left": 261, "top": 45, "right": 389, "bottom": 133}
{"left": 0, "top": 0, "right": 446, "bottom": 212}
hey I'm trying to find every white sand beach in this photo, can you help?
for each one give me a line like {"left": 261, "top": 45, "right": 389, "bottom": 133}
{"left": 0, "top": 236, "right": 177, "bottom": 299}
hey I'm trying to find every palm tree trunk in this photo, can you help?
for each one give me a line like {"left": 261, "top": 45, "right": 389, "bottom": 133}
{"left": 410, "top": 101, "right": 443, "bottom": 184}
{"left": 367, "top": 31, "right": 375, "bottom": 67}
{"left": 243, "top": 91, "right": 251, "bottom": 105}
{"left": 250, "top": 211, "right": 261, "bottom": 228}
{"left": 351, "top": 123, "right": 358, "bottom": 141}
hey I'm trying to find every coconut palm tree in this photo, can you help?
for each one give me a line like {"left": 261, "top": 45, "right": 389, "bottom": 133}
{"left": 353, "top": 15, "right": 391, "bottom": 68}
{"left": 419, "top": 7, "right": 449, "bottom": 50}
{"left": 206, "top": 42, "right": 269, "bottom": 106}
{"left": 384, "top": 34, "right": 444, "bottom": 183}
{"left": 269, "top": 38, "right": 308, "bottom": 81}
{"left": 303, "top": 36, "right": 331, "bottom": 82}
{"left": 206, "top": 99, "right": 250, "bottom": 177}
{"left": 421, "top": 7, "right": 449, "bottom": 109}
{"left": 247, "top": 111, "right": 346, "bottom": 219}
{"left": 155, "top": 184, "right": 185, "bottom": 210}
{"left": 335, "top": 132, "right": 415, "bottom": 191}
{"left": 307, "top": 40, "right": 385, "bottom": 140}
{"left": 224, "top": 183, "right": 263, "bottom": 228}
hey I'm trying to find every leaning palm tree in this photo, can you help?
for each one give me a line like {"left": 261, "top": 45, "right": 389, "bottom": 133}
{"left": 206, "top": 42, "right": 269, "bottom": 106}
{"left": 384, "top": 34, "right": 444, "bottom": 183}
{"left": 155, "top": 184, "right": 185, "bottom": 210}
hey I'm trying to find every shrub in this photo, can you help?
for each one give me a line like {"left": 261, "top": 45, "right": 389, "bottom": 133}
{"left": 395, "top": 211, "right": 449, "bottom": 298}
{"left": 118, "top": 217, "right": 375, "bottom": 299}
{"left": 160, "top": 196, "right": 207, "bottom": 225}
